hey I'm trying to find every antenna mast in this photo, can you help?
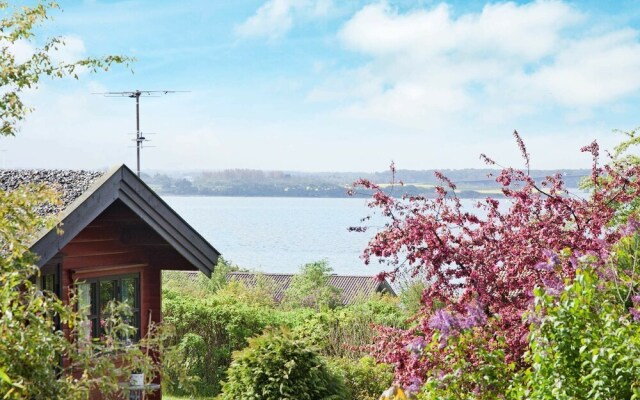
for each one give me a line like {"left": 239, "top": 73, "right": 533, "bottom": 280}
{"left": 95, "top": 90, "right": 187, "bottom": 176}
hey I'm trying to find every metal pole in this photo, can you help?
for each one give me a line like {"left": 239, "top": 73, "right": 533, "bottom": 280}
{"left": 135, "top": 90, "right": 141, "bottom": 177}
{"left": 94, "top": 89, "right": 187, "bottom": 175}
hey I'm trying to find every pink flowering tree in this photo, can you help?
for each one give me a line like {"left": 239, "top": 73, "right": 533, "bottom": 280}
{"left": 351, "top": 131, "right": 640, "bottom": 393}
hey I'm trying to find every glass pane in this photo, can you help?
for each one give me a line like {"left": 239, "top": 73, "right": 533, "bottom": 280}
{"left": 121, "top": 311, "right": 140, "bottom": 343}
{"left": 79, "top": 318, "right": 99, "bottom": 342}
{"left": 121, "top": 278, "right": 138, "bottom": 309}
{"left": 99, "top": 280, "right": 117, "bottom": 314}
{"left": 77, "top": 283, "right": 93, "bottom": 315}
{"left": 91, "top": 318, "right": 99, "bottom": 340}
{"left": 43, "top": 275, "right": 55, "bottom": 292}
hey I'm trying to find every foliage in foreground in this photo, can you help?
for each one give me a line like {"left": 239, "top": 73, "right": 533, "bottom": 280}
{"left": 162, "top": 289, "right": 280, "bottom": 395}
{"left": 354, "top": 131, "right": 640, "bottom": 392}
{"left": 162, "top": 273, "right": 403, "bottom": 398}
{"left": 0, "top": 1, "right": 138, "bottom": 397}
{"left": 218, "top": 328, "right": 348, "bottom": 400}
{"left": 392, "top": 236, "right": 640, "bottom": 399}
{"left": 520, "top": 261, "right": 640, "bottom": 398}
{"left": 0, "top": 186, "right": 161, "bottom": 398}
{"left": 328, "top": 356, "right": 394, "bottom": 400}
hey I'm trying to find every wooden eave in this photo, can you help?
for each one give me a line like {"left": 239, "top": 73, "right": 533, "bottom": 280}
{"left": 29, "top": 164, "right": 219, "bottom": 276}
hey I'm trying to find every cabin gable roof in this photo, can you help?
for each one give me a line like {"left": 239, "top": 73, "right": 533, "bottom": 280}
{"left": 27, "top": 164, "right": 219, "bottom": 276}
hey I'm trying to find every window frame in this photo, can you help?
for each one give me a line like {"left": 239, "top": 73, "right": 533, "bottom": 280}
{"left": 76, "top": 273, "right": 141, "bottom": 343}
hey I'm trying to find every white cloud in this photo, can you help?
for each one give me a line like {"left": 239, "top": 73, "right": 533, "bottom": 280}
{"left": 236, "top": 0, "right": 334, "bottom": 40}
{"left": 3, "top": 35, "right": 88, "bottom": 76}
{"left": 50, "top": 35, "right": 87, "bottom": 64}
{"left": 319, "top": 0, "right": 640, "bottom": 129}
{"left": 5, "top": 39, "right": 35, "bottom": 64}
{"left": 527, "top": 29, "right": 640, "bottom": 106}
{"left": 339, "top": 1, "right": 579, "bottom": 60}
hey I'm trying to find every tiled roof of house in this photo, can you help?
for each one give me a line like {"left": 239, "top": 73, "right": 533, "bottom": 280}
{"left": 0, "top": 169, "right": 104, "bottom": 216}
{"left": 225, "top": 271, "right": 396, "bottom": 305}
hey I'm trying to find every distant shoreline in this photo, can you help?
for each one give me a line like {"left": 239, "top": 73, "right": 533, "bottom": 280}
{"left": 156, "top": 191, "right": 505, "bottom": 199}
{"left": 158, "top": 188, "right": 588, "bottom": 200}
{"left": 145, "top": 168, "right": 589, "bottom": 199}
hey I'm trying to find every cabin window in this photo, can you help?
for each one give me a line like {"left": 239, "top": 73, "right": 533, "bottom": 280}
{"left": 77, "top": 274, "right": 140, "bottom": 343}
{"left": 37, "top": 263, "right": 60, "bottom": 297}
{"left": 41, "top": 274, "right": 55, "bottom": 292}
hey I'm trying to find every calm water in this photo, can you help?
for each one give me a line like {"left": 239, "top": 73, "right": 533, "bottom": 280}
{"left": 162, "top": 194, "right": 575, "bottom": 275}
{"left": 162, "top": 196, "right": 381, "bottom": 275}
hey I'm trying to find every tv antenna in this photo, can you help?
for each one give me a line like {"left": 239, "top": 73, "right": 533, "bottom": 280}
{"left": 94, "top": 90, "right": 188, "bottom": 176}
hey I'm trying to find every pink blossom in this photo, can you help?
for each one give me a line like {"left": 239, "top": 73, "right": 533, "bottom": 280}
{"left": 352, "top": 134, "right": 640, "bottom": 388}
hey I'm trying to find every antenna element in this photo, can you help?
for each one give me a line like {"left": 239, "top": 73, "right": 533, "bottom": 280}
{"left": 94, "top": 90, "right": 188, "bottom": 176}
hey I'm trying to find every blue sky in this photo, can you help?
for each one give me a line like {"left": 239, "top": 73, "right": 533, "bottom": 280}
{"left": 3, "top": 0, "right": 640, "bottom": 172}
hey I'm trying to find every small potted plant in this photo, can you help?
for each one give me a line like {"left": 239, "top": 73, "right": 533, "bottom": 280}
{"left": 130, "top": 370, "right": 144, "bottom": 387}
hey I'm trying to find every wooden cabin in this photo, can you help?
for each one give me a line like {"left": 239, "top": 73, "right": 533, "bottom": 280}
{"left": 3, "top": 164, "right": 220, "bottom": 399}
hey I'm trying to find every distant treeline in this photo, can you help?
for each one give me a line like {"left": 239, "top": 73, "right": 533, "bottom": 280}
{"left": 142, "top": 168, "right": 590, "bottom": 198}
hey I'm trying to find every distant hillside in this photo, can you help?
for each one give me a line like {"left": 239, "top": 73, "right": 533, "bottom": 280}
{"left": 143, "top": 168, "right": 590, "bottom": 198}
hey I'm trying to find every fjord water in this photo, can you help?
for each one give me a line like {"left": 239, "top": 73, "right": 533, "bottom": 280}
{"left": 162, "top": 194, "right": 569, "bottom": 275}
{"left": 162, "top": 196, "right": 379, "bottom": 275}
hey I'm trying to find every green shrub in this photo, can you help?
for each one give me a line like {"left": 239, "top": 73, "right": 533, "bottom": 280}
{"left": 348, "top": 294, "right": 405, "bottom": 327}
{"left": 215, "top": 279, "right": 277, "bottom": 308}
{"left": 295, "top": 297, "right": 405, "bottom": 359}
{"left": 161, "top": 266, "right": 404, "bottom": 397}
{"left": 329, "top": 356, "right": 394, "bottom": 400}
{"left": 218, "top": 328, "right": 348, "bottom": 400}
{"left": 162, "top": 291, "right": 280, "bottom": 396}
{"left": 418, "top": 324, "right": 514, "bottom": 400}
{"left": 163, "top": 258, "right": 238, "bottom": 297}
{"left": 513, "top": 268, "right": 640, "bottom": 400}
{"left": 282, "top": 260, "right": 342, "bottom": 310}
{"left": 398, "top": 280, "right": 427, "bottom": 316}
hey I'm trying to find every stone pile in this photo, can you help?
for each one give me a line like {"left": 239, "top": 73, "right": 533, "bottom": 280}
{"left": 0, "top": 169, "right": 103, "bottom": 216}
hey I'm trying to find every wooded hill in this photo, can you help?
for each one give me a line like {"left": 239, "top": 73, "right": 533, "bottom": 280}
{"left": 142, "top": 168, "right": 590, "bottom": 198}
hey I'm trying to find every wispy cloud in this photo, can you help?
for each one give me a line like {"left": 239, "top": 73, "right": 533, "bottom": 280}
{"left": 310, "top": 0, "right": 640, "bottom": 129}
{"left": 236, "top": 0, "right": 334, "bottom": 40}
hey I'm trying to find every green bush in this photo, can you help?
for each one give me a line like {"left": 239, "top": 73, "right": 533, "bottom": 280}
{"left": 161, "top": 265, "right": 404, "bottom": 397}
{"left": 218, "top": 328, "right": 348, "bottom": 400}
{"left": 328, "top": 356, "right": 394, "bottom": 400}
{"left": 282, "top": 260, "right": 342, "bottom": 310}
{"left": 295, "top": 296, "right": 405, "bottom": 359}
{"left": 418, "top": 324, "right": 514, "bottom": 400}
{"left": 398, "top": 280, "right": 427, "bottom": 316}
{"left": 513, "top": 267, "right": 640, "bottom": 400}
{"left": 215, "top": 279, "right": 278, "bottom": 308}
{"left": 163, "top": 257, "right": 238, "bottom": 297}
{"left": 162, "top": 291, "right": 280, "bottom": 396}
{"left": 348, "top": 294, "right": 405, "bottom": 327}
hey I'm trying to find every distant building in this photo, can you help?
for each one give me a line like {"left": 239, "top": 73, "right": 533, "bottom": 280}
{"left": 225, "top": 271, "right": 396, "bottom": 305}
